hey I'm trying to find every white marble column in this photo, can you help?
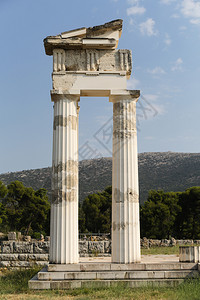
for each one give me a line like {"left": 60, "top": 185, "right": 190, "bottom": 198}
{"left": 50, "top": 94, "right": 79, "bottom": 264}
{"left": 111, "top": 93, "right": 141, "bottom": 263}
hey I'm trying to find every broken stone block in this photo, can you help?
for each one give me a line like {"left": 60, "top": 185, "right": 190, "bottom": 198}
{"left": 8, "top": 232, "right": 16, "bottom": 241}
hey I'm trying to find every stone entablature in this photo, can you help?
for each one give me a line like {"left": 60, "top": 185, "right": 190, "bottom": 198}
{"left": 45, "top": 19, "right": 132, "bottom": 98}
{"left": 52, "top": 49, "right": 132, "bottom": 75}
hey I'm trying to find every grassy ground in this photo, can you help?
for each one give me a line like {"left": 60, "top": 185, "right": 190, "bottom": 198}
{"left": 141, "top": 245, "right": 180, "bottom": 256}
{"left": 0, "top": 266, "right": 200, "bottom": 300}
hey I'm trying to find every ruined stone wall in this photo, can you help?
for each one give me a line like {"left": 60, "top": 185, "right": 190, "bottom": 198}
{"left": 1, "top": 239, "right": 200, "bottom": 267}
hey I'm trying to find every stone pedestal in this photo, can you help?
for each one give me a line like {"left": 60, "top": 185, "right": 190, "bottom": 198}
{"left": 110, "top": 93, "right": 141, "bottom": 263}
{"left": 50, "top": 94, "right": 79, "bottom": 264}
{"left": 179, "top": 246, "right": 200, "bottom": 263}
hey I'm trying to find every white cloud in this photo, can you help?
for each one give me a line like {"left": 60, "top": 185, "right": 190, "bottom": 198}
{"left": 160, "top": 0, "right": 176, "bottom": 4}
{"left": 164, "top": 33, "right": 172, "bottom": 45}
{"left": 171, "top": 13, "right": 180, "bottom": 18}
{"left": 129, "top": 18, "right": 134, "bottom": 25}
{"left": 179, "top": 25, "right": 187, "bottom": 31}
{"left": 139, "top": 94, "right": 166, "bottom": 118}
{"left": 127, "top": 0, "right": 140, "bottom": 4}
{"left": 127, "top": 0, "right": 139, "bottom": 5}
{"left": 127, "top": 77, "right": 140, "bottom": 89}
{"left": 148, "top": 67, "right": 166, "bottom": 75}
{"left": 139, "top": 18, "right": 158, "bottom": 36}
{"left": 144, "top": 94, "right": 159, "bottom": 102}
{"left": 190, "top": 18, "right": 200, "bottom": 24}
{"left": 144, "top": 136, "right": 155, "bottom": 140}
{"left": 171, "top": 58, "right": 183, "bottom": 71}
{"left": 181, "top": 0, "right": 200, "bottom": 24}
{"left": 127, "top": 5, "right": 146, "bottom": 15}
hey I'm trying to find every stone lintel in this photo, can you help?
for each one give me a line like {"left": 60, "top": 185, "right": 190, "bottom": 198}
{"left": 44, "top": 38, "right": 117, "bottom": 55}
{"left": 109, "top": 90, "right": 140, "bottom": 102}
{"left": 51, "top": 89, "right": 140, "bottom": 100}
{"left": 52, "top": 71, "right": 127, "bottom": 76}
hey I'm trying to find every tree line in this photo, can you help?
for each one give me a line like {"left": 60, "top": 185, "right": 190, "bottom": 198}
{"left": 80, "top": 186, "right": 200, "bottom": 239}
{"left": 0, "top": 180, "right": 200, "bottom": 239}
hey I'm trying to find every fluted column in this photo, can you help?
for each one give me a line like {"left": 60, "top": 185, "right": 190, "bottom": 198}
{"left": 50, "top": 94, "right": 79, "bottom": 264}
{"left": 110, "top": 92, "right": 141, "bottom": 263}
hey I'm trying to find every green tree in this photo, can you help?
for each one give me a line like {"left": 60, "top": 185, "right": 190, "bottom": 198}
{"left": 176, "top": 187, "right": 200, "bottom": 239}
{"left": 140, "top": 190, "right": 181, "bottom": 239}
{"left": 2, "top": 181, "right": 25, "bottom": 231}
{"left": 19, "top": 187, "right": 50, "bottom": 235}
{"left": 0, "top": 181, "right": 8, "bottom": 232}
{"left": 2, "top": 181, "right": 50, "bottom": 235}
{"left": 0, "top": 181, "right": 8, "bottom": 199}
{"left": 79, "top": 205, "right": 86, "bottom": 233}
{"left": 81, "top": 186, "right": 112, "bottom": 233}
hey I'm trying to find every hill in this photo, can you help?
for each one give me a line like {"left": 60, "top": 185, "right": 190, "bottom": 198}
{"left": 0, "top": 152, "right": 199, "bottom": 204}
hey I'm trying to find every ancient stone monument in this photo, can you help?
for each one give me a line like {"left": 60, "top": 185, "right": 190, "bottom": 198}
{"left": 29, "top": 20, "right": 200, "bottom": 290}
{"left": 44, "top": 19, "right": 141, "bottom": 265}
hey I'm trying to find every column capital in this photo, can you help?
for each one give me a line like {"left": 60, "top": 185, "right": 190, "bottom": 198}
{"left": 109, "top": 89, "right": 140, "bottom": 103}
{"left": 51, "top": 90, "right": 80, "bottom": 102}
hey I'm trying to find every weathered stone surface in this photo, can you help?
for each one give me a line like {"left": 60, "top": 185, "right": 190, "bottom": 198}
{"left": 161, "top": 239, "right": 171, "bottom": 247}
{"left": 45, "top": 236, "right": 50, "bottom": 242}
{"left": 0, "top": 254, "right": 18, "bottom": 261}
{"left": 13, "top": 242, "right": 33, "bottom": 253}
{"left": 88, "top": 241, "right": 104, "bottom": 254}
{"left": 29, "top": 260, "right": 199, "bottom": 290}
{"left": 149, "top": 239, "right": 161, "bottom": 247}
{"left": 33, "top": 242, "right": 50, "bottom": 254}
{"left": 104, "top": 241, "right": 111, "bottom": 253}
{"left": 44, "top": 20, "right": 123, "bottom": 55}
{"left": 0, "top": 253, "right": 49, "bottom": 262}
{"left": 179, "top": 246, "right": 200, "bottom": 263}
{"left": 170, "top": 238, "right": 176, "bottom": 247}
{"left": 58, "top": 49, "right": 132, "bottom": 74}
{"left": 8, "top": 232, "right": 16, "bottom": 241}
{"left": 141, "top": 237, "right": 149, "bottom": 249}
{"left": 17, "top": 232, "right": 22, "bottom": 241}
{"left": 79, "top": 241, "right": 88, "bottom": 255}
{"left": 0, "top": 260, "right": 47, "bottom": 268}
{"left": 24, "top": 236, "right": 31, "bottom": 242}
{"left": 1, "top": 241, "right": 14, "bottom": 253}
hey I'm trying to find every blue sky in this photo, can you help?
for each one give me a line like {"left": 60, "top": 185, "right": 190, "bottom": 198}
{"left": 0, "top": 0, "right": 200, "bottom": 173}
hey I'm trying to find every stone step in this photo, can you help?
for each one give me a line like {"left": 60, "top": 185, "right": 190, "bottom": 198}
{"left": 29, "top": 277, "right": 185, "bottom": 290}
{"left": 48, "top": 262, "right": 198, "bottom": 272}
{"left": 38, "top": 269, "right": 199, "bottom": 281}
